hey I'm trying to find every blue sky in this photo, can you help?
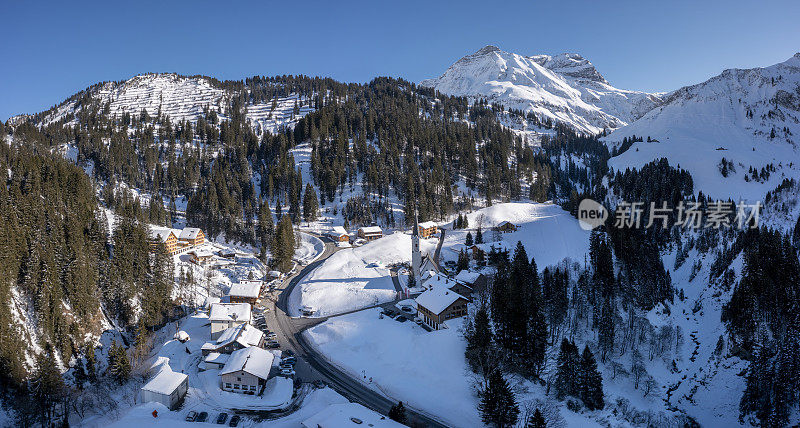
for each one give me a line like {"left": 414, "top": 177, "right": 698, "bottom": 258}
{"left": 2, "top": 0, "right": 799, "bottom": 120}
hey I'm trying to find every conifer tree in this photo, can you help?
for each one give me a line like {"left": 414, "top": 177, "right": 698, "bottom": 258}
{"left": 258, "top": 199, "right": 274, "bottom": 263}
{"left": 579, "top": 346, "right": 604, "bottom": 410}
{"left": 302, "top": 183, "right": 319, "bottom": 222}
{"left": 107, "top": 341, "right": 131, "bottom": 385}
{"left": 29, "top": 351, "right": 65, "bottom": 427}
{"left": 527, "top": 409, "right": 546, "bottom": 428}
{"left": 479, "top": 371, "right": 519, "bottom": 428}
{"left": 476, "top": 226, "right": 484, "bottom": 244}
{"left": 554, "top": 339, "right": 580, "bottom": 400}
{"left": 466, "top": 231, "right": 474, "bottom": 246}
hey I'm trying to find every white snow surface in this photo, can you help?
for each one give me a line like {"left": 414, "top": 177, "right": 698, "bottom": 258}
{"left": 422, "top": 45, "right": 663, "bottom": 134}
{"left": 441, "top": 202, "right": 591, "bottom": 270}
{"left": 289, "top": 232, "right": 437, "bottom": 317}
{"left": 606, "top": 53, "right": 800, "bottom": 201}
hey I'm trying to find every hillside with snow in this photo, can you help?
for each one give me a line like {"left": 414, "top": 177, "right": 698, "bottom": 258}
{"left": 606, "top": 53, "right": 800, "bottom": 201}
{"left": 421, "top": 45, "right": 663, "bottom": 134}
{"left": 23, "top": 73, "right": 313, "bottom": 134}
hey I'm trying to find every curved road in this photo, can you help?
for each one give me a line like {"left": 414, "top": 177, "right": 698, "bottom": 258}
{"left": 262, "top": 234, "right": 448, "bottom": 428}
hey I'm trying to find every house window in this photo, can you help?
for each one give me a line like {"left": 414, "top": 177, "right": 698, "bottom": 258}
{"left": 225, "top": 383, "right": 232, "bottom": 389}
{"left": 237, "top": 377, "right": 241, "bottom": 382}
{"left": 250, "top": 385, "right": 256, "bottom": 391}
{"left": 233, "top": 384, "right": 240, "bottom": 389}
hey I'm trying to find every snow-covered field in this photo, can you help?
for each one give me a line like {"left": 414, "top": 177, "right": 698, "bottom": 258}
{"left": 289, "top": 232, "right": 437, "bottom": 317}
{"left": 440, "top": 202, "right": 591, "bottom": 270}
{"left": 306, "top": 307, "right": 476, "bottom": 426}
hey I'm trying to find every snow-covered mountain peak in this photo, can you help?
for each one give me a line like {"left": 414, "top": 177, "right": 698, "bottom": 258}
{"left": 529, "top": 52, "right": 608, "bottom": 84}
{"left": 422, "top": 46, "right": 662, "bottom": 134}
{"left": 606, "top": 53, "right": 800, "bottom": 201}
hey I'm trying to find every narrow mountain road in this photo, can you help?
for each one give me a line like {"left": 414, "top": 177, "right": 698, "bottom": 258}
{"left": 263, "top": 234, "right": 448, "bottom": 428}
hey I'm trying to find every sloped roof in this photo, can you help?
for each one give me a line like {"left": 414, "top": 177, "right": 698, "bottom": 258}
{"left": 203, "top": 324, "right": 264, "bottom": 353}
{"left": 178, "top": 227, "right": 203, "bottom": 240}
{"left": 148, "top": 226, "right": 176, "bottom": 243}
{"left": 141, "top": 366, "right": 187, "bottom": 395}
{"left": 419, "top": 221, "right": 437, "bottom": 229}
{"left": 455, "top": 270, "right": 482, "bottom": 284}
{"left": 359, "top": 226, "right": 382, "bottom": 234}
{"left": 209, "top": 303, "right": 251, "bottom": 323}
{"left": 203, "top": 352, "right": 229, "bottom": 365}
{"left": 220, "top": 347, "right": 273, "bottom": 379}
{"left": 415, "top": 286, "right": 466, "bottom": 315}
{"left": 229, "top": 282, "right": 260, "bottom": 299}
{"left": 329, "top": 226, "right": 348, "bottom": 236}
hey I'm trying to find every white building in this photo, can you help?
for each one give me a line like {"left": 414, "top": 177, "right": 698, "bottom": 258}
{"left": 302, "top": 403, "right": 406, "bottom": 428}
{"left": 209, "top": 302, "right": 252, "bottom": 339}
{"left": 219, "top": 347, "right": 274, "bottom": 394}
{"left": 140, "top": 366, "right": 188, "bottom": 410}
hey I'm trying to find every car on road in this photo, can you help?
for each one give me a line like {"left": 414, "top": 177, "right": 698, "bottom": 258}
{"left": 280, "top": 368, "right": 296, "bottom": 377}
{"left": 266, "top": 332, "right": 277, "bottom": 340}
{"left": 216, "top": 412, "right": 228, "bottom": 424}
{"left": 196, "top": 411, "right": 208, "bottom": 422}
{"left": 267, "top": 341, "right": 280, "bottom": 348}
{"left": 185, "top": 411, "right": 197, "bottom": 422}
{"left": 228, "top": 415, "right": 241, "bottom": 427}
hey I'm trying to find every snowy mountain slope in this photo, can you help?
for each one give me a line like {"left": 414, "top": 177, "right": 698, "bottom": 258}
{"left": 26, "top": 73, "right": 312, "bottom": 132}
{"left": 421, "top": 46, "right": 663, "bottom": 134}
{"left": 606, "top": 53, "right": 800, "bottom": 201}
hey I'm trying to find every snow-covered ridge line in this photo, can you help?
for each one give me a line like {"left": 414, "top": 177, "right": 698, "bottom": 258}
{"left": 606, "top": 52, "right": 800, "bottom": 201}
{"left": 16, "top": 72, "right": 313, "bottom": 133}
{"left": 421, "top": 45, "right": 664, "bottom": 134}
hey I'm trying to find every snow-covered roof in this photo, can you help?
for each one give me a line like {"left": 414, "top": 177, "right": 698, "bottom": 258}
{"left": 415, "top": 286, "right": 466, "bottom": 315}
{"left": 359, "top": 226, "right": 383, "bottom": 234}
{"left": 329, "top": 226, "right": 348, "bottom": 236}
{"left": 229, "top": 282, "right": 260, "bottom": 299}
{"left": 203, "top": 352, "right": 229, "bottom": 365}
{"left": 455, "top": 270, "right": 482, "bottom": 284}
{"left": 302, "top": 403, "right": 406, "bottom": 428}
{"left": 220, "top": 347, "right": 273, "bottom": 380}
{"left": 148, "top": 226, "right": 176, "bottom": 242}
{"left": 419, "top": 221, "right": 437, "bottom": 229}
{"left": 207, "top": 323, "right": 264, "bottom": 350}
{"left": 268, "top": 270, "right": 283, "bottom": 278}
{"left": 141, "top": 366, "right": 187, "bottom": 395}
{"left": 178, "top": 227, "right": 203, "bottom": 240}
{"left": 189, "top": 249, "right": 214, "bottom": 258}
{"left": 209, "top": 303, "right": 251, "bottom": 323}
{"left": 497, "top": 220, "right": 515, "bottom": 227}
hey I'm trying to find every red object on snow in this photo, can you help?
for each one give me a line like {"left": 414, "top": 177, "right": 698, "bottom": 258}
{"left": 152, "top": 410, "right": 158, "bottom": 418}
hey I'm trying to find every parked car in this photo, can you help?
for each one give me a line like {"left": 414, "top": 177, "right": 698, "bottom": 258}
{"left": 216, "top": 412, "right": 228, "bottom": 424}
{"left": 400, "top": 306, "right": 413, "bottom": 313}
{"left": 267, "top": 341, "right": 280, "bottom": 348}
{"left": 228, "top": 415, "right": 241, "bottom": 427}
{"left": 282, "top": 356, "right": 297, "bottom": 365}
{"left": 280, "top": 368, "right": 296, "bottom": 377}
{"left": 185, "top": 411, "right": 197, "bottom": 422}
{"left": 197, "top": 412, "right": 208, "bottom": 422}
{"left": 266, "top": 332, "right": 277, "bottom": 340}
{"left": 283, "top": 349, "right": 295, "bottom": 357}
{"left": 415, "top": 318, "right": 423, "bottom": 325}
